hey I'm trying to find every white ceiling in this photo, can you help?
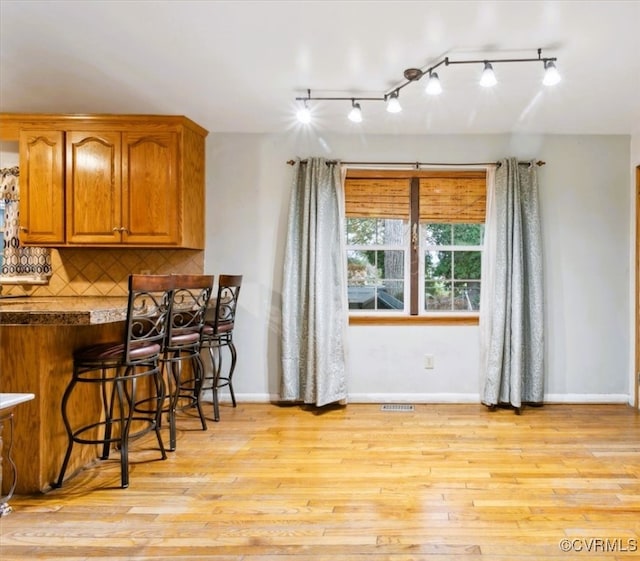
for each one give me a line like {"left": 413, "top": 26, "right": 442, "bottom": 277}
{"left": 1, "top": 0, "right": 639, "bottom": 136}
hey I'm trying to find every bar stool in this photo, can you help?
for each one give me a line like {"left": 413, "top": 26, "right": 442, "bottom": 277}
{"left": 161, "top": 274, "right": 214, "bottom": 451}
{"left": 200, "top": 275, "right": 242, "bottom": 421}
{"left": 55, "top": 275, "right": 173, "bottom": 489}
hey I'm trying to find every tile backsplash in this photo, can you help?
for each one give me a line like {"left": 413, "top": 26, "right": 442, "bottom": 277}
{"left": 1, "top": 248, "right": 204, "bottom": 296}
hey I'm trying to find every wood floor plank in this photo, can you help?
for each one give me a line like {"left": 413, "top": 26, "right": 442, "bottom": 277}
{"left": 1, "top": 403, "right": 639, "bottom": 560}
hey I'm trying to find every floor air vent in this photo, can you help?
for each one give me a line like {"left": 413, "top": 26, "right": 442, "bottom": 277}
{"left": 380, "top": 403, "right": 415, "bottom": 412}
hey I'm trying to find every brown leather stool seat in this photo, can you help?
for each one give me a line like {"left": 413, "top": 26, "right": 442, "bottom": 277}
{"left": 74, "top": 341, "right": 162, "bottom": 363}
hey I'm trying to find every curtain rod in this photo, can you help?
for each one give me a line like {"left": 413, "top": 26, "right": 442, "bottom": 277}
{"left": 286, "top": 159, "right": 545, "bottom": 168}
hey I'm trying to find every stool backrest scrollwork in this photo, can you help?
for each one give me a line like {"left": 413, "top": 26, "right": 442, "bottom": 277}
{"left": 211, "top": 274, "right": 243, "bottom": 337}
{"left": 168, "top": 274, "right": 215, "bottom": 348}
{"left": 125, "top": 274, "right": 175, "bottom": 365}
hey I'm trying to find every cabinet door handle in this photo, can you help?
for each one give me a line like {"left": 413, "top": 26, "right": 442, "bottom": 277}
{"left": 19, "top": 226, "right": 28, "bottom": 232}
{"left": 112, "top": 227, "right": 120, "bottom": 232}
{"left": 120, "top": 227, "right": 129, "bottom": 233}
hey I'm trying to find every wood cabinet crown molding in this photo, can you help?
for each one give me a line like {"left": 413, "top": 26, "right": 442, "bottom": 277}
{"left": 0, "top": 113, "right": 209, "bottom": 141}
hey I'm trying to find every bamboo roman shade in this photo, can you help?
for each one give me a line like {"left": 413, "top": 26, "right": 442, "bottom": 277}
{"left": 344, "top": 177, "right": 410, "bottom": 219}
{"left": 419, "top": 175, "right": 486, "bottom": 223}
{"left": 345, "top": 170, "right": 486, "bottom": 223}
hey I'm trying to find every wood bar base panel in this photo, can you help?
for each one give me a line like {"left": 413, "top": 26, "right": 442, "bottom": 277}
{"left": 0, "top": 322, "right": 124, "bottom": 493}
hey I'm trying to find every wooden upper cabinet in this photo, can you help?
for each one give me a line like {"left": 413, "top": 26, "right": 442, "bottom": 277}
{"left": 19, "top": 130, "right": 65, "bottom": 244}
{"left": 122, "top": 131, "right": 179, "bottom": 245}
{"left": 66, "top": 131, "right": 122, "bottom": 244}
{"left": 9, "top": 114, "right": 207, "bottom": 249}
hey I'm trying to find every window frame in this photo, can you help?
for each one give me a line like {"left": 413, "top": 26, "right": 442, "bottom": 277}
{"left": 344, "top": 168, "right": 487, "bottom": 325}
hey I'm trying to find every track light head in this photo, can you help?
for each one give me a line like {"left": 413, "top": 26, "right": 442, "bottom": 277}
{"left": 479, "top": 62, "right": 497, "bottom": 87}
{"left": 296, "top": 101, "right": 311, "bottom": 124}
{"left": 348, "top": 101, "right": 363, "bottom": 122}
{"left": 425, "top": 72, "right": 442, "bottom": 95}
{"left": 386, "top": 91, "right": 402, "bottom": 113}
{"left": 543, "top": 60, "right": 561, "bottom": 86}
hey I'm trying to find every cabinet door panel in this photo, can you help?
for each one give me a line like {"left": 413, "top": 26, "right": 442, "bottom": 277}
{"left": 66, "top": 131, "right": 121, "bottom": 244}
{"left": 18, "top": 130, "right": 65, "bottom": 244}
{"left": 122, "top": 131, "right": 179, "bottom": 245}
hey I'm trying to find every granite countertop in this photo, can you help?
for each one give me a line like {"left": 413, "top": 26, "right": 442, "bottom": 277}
{"left": 0, "top": 296, "right": 129, "bottom": 326}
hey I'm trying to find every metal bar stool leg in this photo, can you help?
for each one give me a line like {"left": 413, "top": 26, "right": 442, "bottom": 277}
{"left": 227, "top": 340, "right": 237, "bottom": 408}
{"left": 102, "top": 367, "right": 118, "bottom": 459}
{"left": 153, "top": 367, "right": 169, "bottom": 456}
{"left": 116, "top": 376, "right": 130, "bottom": 488}
{"left": 56, "top": 370, "right": 79, "bottom": 488}
{"left": 209, "top": 344, "right": 221, "bottom": 422}
{"left": 190, "top": 353, "right": 208, "bottom": 430}
{"left": 169, "top": 355, "right": 180, "bottom": 452}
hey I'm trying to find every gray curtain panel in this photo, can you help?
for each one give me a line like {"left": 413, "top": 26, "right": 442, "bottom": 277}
{"left": 481, "top": 158, "right": 544, "bottom": 409}
{"left": 281, "top": 158, "right": 348, "bottom": 407}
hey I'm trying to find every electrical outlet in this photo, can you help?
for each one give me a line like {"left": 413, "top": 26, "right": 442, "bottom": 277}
{"left": 424, "top": 354, "right": 434, "bottom": 369}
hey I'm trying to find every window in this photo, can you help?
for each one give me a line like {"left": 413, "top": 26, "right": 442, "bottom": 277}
{"left": 0, "top": 167, "right": 51, "bottom": 284}
{"left": 345, "top": 169, "right": 486, "bottom": 319}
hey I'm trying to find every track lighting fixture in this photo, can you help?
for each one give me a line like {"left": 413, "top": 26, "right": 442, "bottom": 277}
{"left": 348, "top": 100, "right": 362, "bottom": 122}
{"left": 479, "top": 62, "right": 497, "bottom": 87}
{"left": 295, "top": 48, "right": 559, "bottom": 124}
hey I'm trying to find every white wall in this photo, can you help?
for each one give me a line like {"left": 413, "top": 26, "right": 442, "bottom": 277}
{"left": 206, "top": 132, "right": 631, "bottom": 404}
{"left": 1, "top": 132, "right": 630, "bottom": 403}
{"left": 0, "top": 141, "right": 19, "bottom": 168}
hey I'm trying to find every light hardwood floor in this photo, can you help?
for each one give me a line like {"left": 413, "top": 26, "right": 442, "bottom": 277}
{"left": 1, "top": 402, "right": 639, "bottom": 560}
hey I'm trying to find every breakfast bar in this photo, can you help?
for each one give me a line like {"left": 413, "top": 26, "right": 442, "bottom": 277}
{"left": 0, "top": 297, "right": 128, "bottom": 493}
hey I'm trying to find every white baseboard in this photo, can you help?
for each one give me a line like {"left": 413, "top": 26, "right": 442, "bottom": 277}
{"left": 199, "top": 389, "right": 277, "bottom": 404}
{"left": 348, "top": 393, "right": 481, "bottom": 403}
{"left": 207, "top": 392, "right": 632, "bottom": 405}
{"left": 350, "top": 393, "right": 632, "bottom": 405}
{"left": 543, "top": 393, "right": 631, "bottom": 404}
